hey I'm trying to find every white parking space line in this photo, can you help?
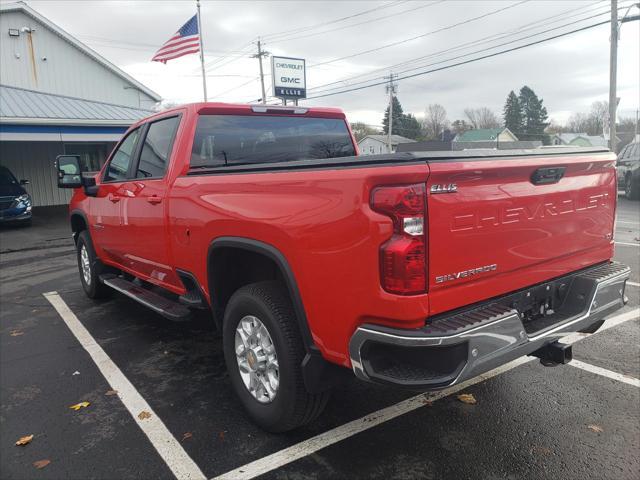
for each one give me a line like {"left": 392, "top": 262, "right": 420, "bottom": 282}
{"left": 569, "top": 360, "right": 640, "bottom": 388}
{"left": 214, "top": 307, "right": 640, "bottom": 480}
{"left": 617, "top": 221, "right": 640, "bottom": 226}
{"left": 43, "top": 292, "right": 206, "bottom": 480}
{"left": 628, "top": 281, "right": 640, "bottom": 288}
{"left": 615, "top": 241, "right": 639, "bottom": 247}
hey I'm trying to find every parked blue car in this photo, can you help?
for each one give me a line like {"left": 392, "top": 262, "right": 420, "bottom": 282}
{"left": 0, "top": 166, "right": 32, "bottom": 225}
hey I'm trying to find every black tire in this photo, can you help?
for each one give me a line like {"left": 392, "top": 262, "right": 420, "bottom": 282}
{"left": 625, "top": 175, "right": 639, "bottom": 200}
{"left": 76, "top": 230, "right": 113, "bottom": 299}
{"left": 222, "top": 281, "right": 330, "bottom": 432}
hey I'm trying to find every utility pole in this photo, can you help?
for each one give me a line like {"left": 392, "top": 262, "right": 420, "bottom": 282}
{"left": 609, "top": 0, "right": 618, "bottom": 152}
{"left": 253, "top": 39, "right": 269, "bottom": 104}
{"left": 385, "top": 73, "right": 397, "bottom": 153}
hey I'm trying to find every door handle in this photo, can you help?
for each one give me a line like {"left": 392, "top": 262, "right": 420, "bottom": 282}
{"left": 531, "top": 167, "right": 566, "bottom": 185}
{"left": 107, "top": 193, "right": 121, "bottom": 203}
{"left": 146, "top": 195, "right": 163, "bottom": 204}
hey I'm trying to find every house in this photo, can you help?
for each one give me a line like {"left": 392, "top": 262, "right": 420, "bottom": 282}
{"left": 358, "top": 134, "right": 416, "bottom": 155}
{"left": 550, "top": 133, "right": 585, "bottom": 145}
{"left": 453, "top": 127, "right": 519, "bottom": 144}
{"left": 568, "top": 134, "right": 623, "bottom": 148}
{"left": 0, "top": 2, "right": 161, "bottom": 207}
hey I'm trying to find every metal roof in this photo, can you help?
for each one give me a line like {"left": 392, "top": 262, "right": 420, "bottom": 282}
{"left": 0, "top": 2, "right": 161, "bottom": 102}
{"left": 0, "top": 84, "right": 153, "bottom": 125}
{"left": 455, "top": 128, "right": 507, "bottom": 142}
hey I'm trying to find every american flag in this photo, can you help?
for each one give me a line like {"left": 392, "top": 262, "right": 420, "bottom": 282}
{"left": 152, "top": 14, "right": 200, "bottom": 64}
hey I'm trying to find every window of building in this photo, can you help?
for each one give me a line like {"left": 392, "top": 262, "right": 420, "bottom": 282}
{"left": 64, "top": 143, "right": 112, "bottom": 172}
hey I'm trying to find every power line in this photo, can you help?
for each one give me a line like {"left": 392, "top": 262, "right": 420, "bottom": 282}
{"left": 306, "top": 15, "right": 639, "bottom": 100}
{"left": 306, "top": 0, "right": 613, "bottom": 93}
{"left": 261, "top": 0, "right": 408, "bottom": 42}
{"left": 308, "top": 0, "right": 530, "bottom": 69}
{"left": 307, "top": 3, "right": 635, "bottom": 96}
{"left": 308, "top": 5, "right": 620, "bottom": 97}
{"left": 267, "top": 1, "right": 444, "bottom": 44}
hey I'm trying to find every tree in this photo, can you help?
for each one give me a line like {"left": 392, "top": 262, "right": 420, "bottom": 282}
{"left": 382, "top": 96, "right": 404, "bottom": 135}
{"left": 587, "top": 100, "right": 608, "bottom": 135}
{"left": 518, "top": 86, "right": 548, "bottom": 138}
{"left": 422, "top": 104, "right": 448, "bottom": 140}
{"left": 401, "top": 114, "right": 422, "bottom": 140}
{"left": 503, "top": 91, "right": 523, "bottom": 133}
{"left": 567, "top": 112, "right": 590, "bottom": 133}
{"left": 464, "top": 107, "right": 500, "bottom": 129}
{"left": 451, "top": 119, "right": 472, "bottom": 135}
{"left": 382, "top": 96, "right": 422, "bottom": 140}
{"left": 567, "top": 101, "right": 609, "bottom": 135}
{"left": 350, "top": 122, "right": 380, "bottom": 141}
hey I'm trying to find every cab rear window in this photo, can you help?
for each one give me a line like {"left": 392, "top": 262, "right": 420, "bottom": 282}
{"left": 190, "top": 115, "right": 355, "bottom": 168}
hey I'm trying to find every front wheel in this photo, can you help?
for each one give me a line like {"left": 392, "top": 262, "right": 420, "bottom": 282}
{"left": 222, "top": 281, "right": 330, "bottom": 432}
{"left": 76, "top": 230, "right": 112, "bottom": 299}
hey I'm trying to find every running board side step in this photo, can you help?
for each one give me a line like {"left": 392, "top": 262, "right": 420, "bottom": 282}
{"left": 100, "top": 275, "right": 191, "bottom": 321}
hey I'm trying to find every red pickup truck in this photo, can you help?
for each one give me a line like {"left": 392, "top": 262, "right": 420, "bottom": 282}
{"left": 56, "top": 103, "right": 630, "bottom": 432}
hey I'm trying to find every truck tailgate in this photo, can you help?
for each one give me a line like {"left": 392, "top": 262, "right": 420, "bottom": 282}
{"left": 426, "top": 151, "right": 617, "bottom": 315}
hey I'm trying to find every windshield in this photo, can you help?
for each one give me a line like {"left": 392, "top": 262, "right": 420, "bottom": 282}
{"left": 0, "top": 168, "right": 18, "bottom": 186}
{"left": 190, "top": 114, "right": 355, "bottom": 168}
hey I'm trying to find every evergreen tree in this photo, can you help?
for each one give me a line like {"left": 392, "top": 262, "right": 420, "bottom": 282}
{"left": 382, "top": 96, "right": 404, "bottom": 135}
{"left": 382, "top": 96, "right": 422, "bottom": 140}
{"left": 400, "top": 114, "right": 422, "bottom": 140}
{"left": 503, "top": 90, "right": 523, "bottom": 134}
{"left": 518, "top": 86, "right": 548, "bottom": 139}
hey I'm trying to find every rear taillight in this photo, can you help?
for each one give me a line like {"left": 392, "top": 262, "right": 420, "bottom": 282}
{"left": 371, "top": 183, "right": 426, "bottom": 295}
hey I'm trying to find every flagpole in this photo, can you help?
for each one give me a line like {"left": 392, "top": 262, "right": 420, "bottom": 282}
{"left": 196, "top": 0, "right": 208, "bottom": 101}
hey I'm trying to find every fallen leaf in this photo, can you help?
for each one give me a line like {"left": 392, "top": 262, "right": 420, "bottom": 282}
{"left": 218, "top": 431, "right": 225, "bottom": 441}
{"left": 182, "top": 432, "right": 193, "bottom": 441}
{"left": 10, "top": 330, "right": 24, "bottom": 337}
{"left": 138, "top": 411, "right": 152, "bottom": 420}
{"left": 530, "top": 445, "right": 552, "bottom": 456}
{"left": 457, "top": 393, "right": 477, "bottom": 405}
{"left": 422, "top": 399, "right": 433, "bottom": 406}
{"left": 72, "top": 371, "right": 80, "bottom": 376}
{"left": 33, "top": 459, "right": 50, "bottom": 469}
{"left": 15, "top": 434, "right": 34, "bottom": 446}
{"left": 587, "top": 424, "right": 603, "bottom": 433}
{"left": 105, "top": 390, "right": 118, "bottom": 396}
{"left": 69, "top": 401, "right": 90, "bottom": 411}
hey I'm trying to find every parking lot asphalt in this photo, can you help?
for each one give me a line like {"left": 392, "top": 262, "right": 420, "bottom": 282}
{"left": 1, "top": 198, "right": 638, "bottom": 480}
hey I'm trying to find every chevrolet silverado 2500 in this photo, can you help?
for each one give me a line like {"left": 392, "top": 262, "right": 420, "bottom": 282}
{"left": 56, "top": 103, "right": 630, "bottom": 432}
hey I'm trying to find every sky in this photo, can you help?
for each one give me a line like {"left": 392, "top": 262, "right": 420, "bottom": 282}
{"left": 9, "top": 0, "right": 640, "bottom": 128}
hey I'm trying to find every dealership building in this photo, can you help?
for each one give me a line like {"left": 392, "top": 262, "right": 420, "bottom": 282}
{"left": 0, "top": 2, "right": 161, "bottom": 207}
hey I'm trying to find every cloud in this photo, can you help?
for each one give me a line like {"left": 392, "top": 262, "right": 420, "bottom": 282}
{"left": 20, "top": 0, "right": 640, "bottom": 126}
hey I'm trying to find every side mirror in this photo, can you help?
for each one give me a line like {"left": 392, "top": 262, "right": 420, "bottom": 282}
{"left": 56, "top": 155, "right": 82, "bottom": 188}
{"left": 19, "top": 179, "right": 29, "bottom": 185}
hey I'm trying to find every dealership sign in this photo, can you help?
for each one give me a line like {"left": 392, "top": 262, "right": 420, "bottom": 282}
{"left": 271, "top": 56, "right": 306, "bottom": 99}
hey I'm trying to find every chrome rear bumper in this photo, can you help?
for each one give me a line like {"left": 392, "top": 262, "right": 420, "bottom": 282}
{"left": 349, "top": 262, "right": 630, "bottom": 388}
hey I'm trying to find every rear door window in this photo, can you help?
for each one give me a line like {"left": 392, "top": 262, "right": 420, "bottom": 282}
{"left": 190, "top": 115, "right": 355, "bottom": 168}
{"left": 104, "top": 128, "right": 141, "bottom": 182}
{"left": 136, "top": 116, "right": 181, "bottom": 179}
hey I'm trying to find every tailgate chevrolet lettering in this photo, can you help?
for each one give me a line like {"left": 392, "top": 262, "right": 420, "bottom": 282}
{"left": 451, "top": 192, "right": 610, "bottom": 232}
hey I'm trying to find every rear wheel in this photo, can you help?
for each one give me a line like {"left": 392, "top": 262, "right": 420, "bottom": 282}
{"left": 76, "top": 230, "right": 113, "bottom": 299}
{"left": 625, "top": 175, "right": 639, "bottom": 200}
{"left": 222, "top": 281, "right": 330, "bottom": 432}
